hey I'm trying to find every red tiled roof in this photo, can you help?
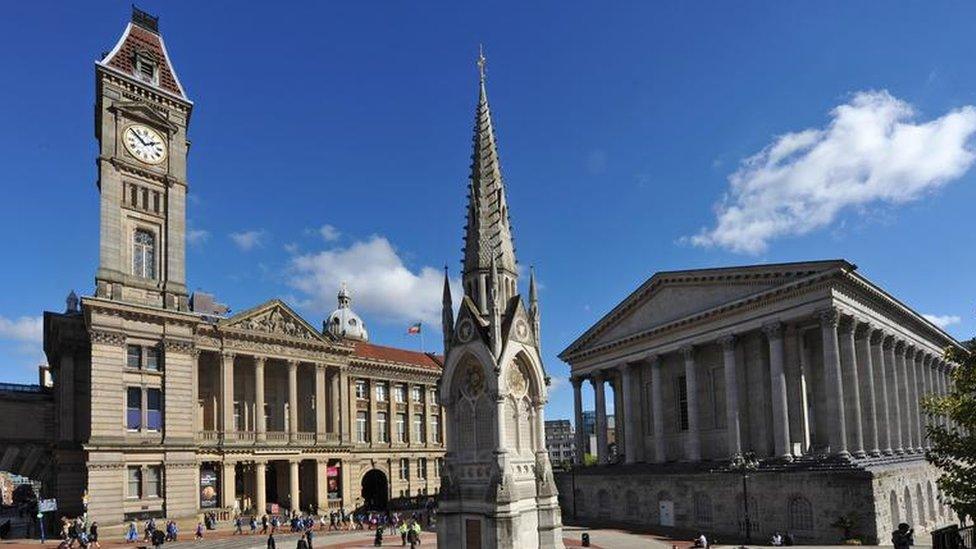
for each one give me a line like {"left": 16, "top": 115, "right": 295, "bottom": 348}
{"left": 353, "top": 341, "right": 443, "bottom": 371}
{"left": 103, "top": 23, "right": 185, "bottom": 98}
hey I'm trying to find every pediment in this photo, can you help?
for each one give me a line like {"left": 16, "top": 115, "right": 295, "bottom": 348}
{"left": 221, "top": 299, "right": 325, "bottom": 343}
{"left": 563, "top": 260, "right": 850, "bottom": 356}
{"left": 501, "top": 297, "right": 535, "bottom": 347}
{"left": 110, "top": 102, "right": 179, "bottom": 132}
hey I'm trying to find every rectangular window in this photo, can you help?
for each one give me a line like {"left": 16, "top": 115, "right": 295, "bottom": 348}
{"left": 145, "top": 465, "right": 161, "bottom": 497}
{"left": 411, "top": 386, "right": 422, "bottom": 403}
{"left": 356, "top": 411, "right": 368, "bottom": 443}
{"left": 126, "top": 387, "right": 142, "bottom": 430}
{"left": 376, "top": 383, "right": 388, "bottom": 402}
{"left": 431, "top": 414, "right": 441, "bottom": 443}
{"left": 400, "top": 458, "right": 410, "bottom": 480}
{"left": 677, "top": 375, "right": 689, "bottom": 431}
{"left": 435, "top": 458, "right": 443, "bottom": 478}
{"left": 377, "top": 412, "right": 389, "bottom": 443}
{"left": 355, "top": 380, "right": 367, "bottom": 400}
{"left": 127, "top": 466, "right": 142, "bottom": 499}
{"left": 145, "top": 346, "right": 161, "bottom": 371}
{"left": 413, "top": 414, "right": 425, "bottom": 443}
{"left": 432, "top": 388, "right": 440, "bottom": 406}
{"left": 417, "top": 458, "right": 427, "bottom": 480}
{"left": 146, "top": 388, "right": 162, "bottom": 431}
{"left": 394, "top": 385, "right": 406, "bottom": 403}
{"left": 127, "top": 345, "right": 142, "bottom": 369}
{"left": 395, "top": 413, "right": 406, "bottom": 443}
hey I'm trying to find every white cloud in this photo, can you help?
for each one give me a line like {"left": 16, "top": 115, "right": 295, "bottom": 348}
{"left": 923, "top": 314, "right": 962, "bottom": 329}
{"left": 288, "top": 235, "right": 461, "bottom": 327}
{"left": 187, "top": 228, "right": 210, "bottom": 246}
{"left": 0, "top": 315, "right": 43, "bottom": 343}
{"left": 318, "top": 224, "right": 341, "bottom": 242}
{"left": 229, "top": 230, "right": 266, "bottom": 251}
{"left": 691, "top": 90, "right": 976, "bottom": 254}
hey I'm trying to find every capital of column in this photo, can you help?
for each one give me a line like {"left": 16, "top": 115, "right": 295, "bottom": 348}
{"left": 717, "top": 334, "right": 736, "bottom": 351}
{"left": 921, "top": 354, "right": 932, "bottom": 367}
{"left": 287, "top": 359, "right": 298, "bottom": 371}
{"left": 590, "top": 371, "right": 606, "bottom": 385}
{"left": 854, "top": 320, "right": 873, "bottom": 339}
{"left": 762, "top": 322, "right": 783, "bottom": 339}
{"left": 679, "top": 345, "right": 695, "bottom": 360}
{"left": 570, "top": 376, "right": 584, "bottom": 389}
{"left": 894, "top": 340, "right": 906, "bottom": 355}
{"left": 644, "top": 354, "right": 662, "bottom": 367}
{"left": 837, "top": 315, "right": 856, "bottom": 335}
{"left": 614, "top": 360, "right": 634, "bottom": 374}
{"left": 904, "top": 345, "right": 917, "bottom": 360}
{"left": 869, "top": 328, "right": 885, "bottom": 346}
{"left": 221, "top": 350, "right": 236, "bottom": 361}
{"left": 818, "top": 306, "right": 840, "bottom": 328}
{"left": 254, "top": 355, "right": 266, "bottom": 367}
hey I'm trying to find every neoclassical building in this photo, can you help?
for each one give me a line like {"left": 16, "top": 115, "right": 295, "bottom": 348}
{"left": 557, "top": 260, "right": 964, "bottom": 544}
{"left": 38, "top": 8, "right": 445, "bottom": 527}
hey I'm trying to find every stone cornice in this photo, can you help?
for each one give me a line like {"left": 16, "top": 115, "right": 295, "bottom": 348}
{"left": 89, "top": 329, "right": 127, "bottom": 347}
{"left": 82, "top": 296, "right": 200, "bottom": 328}
{"left": 347, "top": 362, "right": 439, "bottom": 384}
{"left": 102, "top": 155, "right": 186, "bottom": 189}
{"left": 98, "top": 64, "right": 192, "bottom": 111}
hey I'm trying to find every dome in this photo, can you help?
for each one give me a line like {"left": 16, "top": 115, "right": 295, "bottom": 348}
{"left": 324, "top": 283, "right": 369, "bottom": 341}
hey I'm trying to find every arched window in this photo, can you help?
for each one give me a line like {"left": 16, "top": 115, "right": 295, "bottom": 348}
{"left": 927, "top": 482, "right": 936, "bottom": 522}
{"left": 788, "top": 496, "right": 813, "bottom": 531}
{"left": 916, "top": 484, "right": 926, "bottom": 525}
{"left": 133, "top": 229, "right": 155, "bottom": 279}
{"left": 904, "top": 487, "right": 915, "bottom": 526}
{"left": 694, "top": 492, "right": 712, "bottom": 524}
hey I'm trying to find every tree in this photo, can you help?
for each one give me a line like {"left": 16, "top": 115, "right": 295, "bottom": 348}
{"left": 924, "top": 338, "right": 976, "bottom": 522}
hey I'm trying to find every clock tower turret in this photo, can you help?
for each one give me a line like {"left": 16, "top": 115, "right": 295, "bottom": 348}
{"left": 93, "top": 6, "right": 192, "bottom": 311}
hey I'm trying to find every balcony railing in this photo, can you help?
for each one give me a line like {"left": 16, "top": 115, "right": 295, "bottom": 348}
{"left": 194, "top": 430, "right": 347, "bottom": 447}
{"left": 266, "top": 431, "right": 288, "bottom": 444}
{"left": 293, "top": 432, "right": 316, "bottom": 444}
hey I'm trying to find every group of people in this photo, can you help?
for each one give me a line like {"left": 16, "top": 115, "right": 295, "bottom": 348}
{"left": 55, "top": 517, "right": 99, "bottom": 548}
{"left": 122, "top": 517, "right": 184, "bottom": 547}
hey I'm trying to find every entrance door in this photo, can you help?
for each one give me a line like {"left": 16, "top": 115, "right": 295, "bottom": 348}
{"left": 361, "top": 469, "right": 389, "bottom": 510}
{"left": 659, "top": 500, "right": 674, "bottom": 527}
{"left": 465, "top": 518, "right": 482, "bottom": 549}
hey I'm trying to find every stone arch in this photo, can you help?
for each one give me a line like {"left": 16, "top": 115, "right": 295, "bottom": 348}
{"left": 890, "top": 490, "right": 900, "bottom": 529}
{"left": 360, "top": 469, "right": 389, "bottom": 511}
{"left": 927, "top": 482, "right": 936, "bottom": 522}
{"left": 904, "top": 487, "right": 914, "bottom": 526}
{"left": 447, "top": 351, "right": 496, "bottom": 460}
{"left": 597, "top": 489, "right": 611, "bottom": 519}
{"left": 788, "top": 495, "right": 813, "bottom": 531}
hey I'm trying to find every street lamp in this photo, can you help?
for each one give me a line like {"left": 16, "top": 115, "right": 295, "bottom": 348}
{"left": 729, "top": 452, "right": 759, "bottom": 542}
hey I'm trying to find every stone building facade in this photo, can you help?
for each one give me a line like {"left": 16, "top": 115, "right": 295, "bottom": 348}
{"left": 38, "top": 8, "right": 445, "bottom": 527}
{"left": 436, "top": 52, "right": 563, "bottom": 549}
{"left": 558, "top": 260, "right": 964, "bottom": 544}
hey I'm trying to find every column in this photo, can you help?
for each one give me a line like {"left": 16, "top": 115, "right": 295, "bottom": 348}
{"left": 287, "top": 360, "right": 299, "bottom": 441}
{"left": 423, "top": 384, "right": 432, "bottom": 447}
{"left": 854, "top": 322, "right": 879, "bottom": 456}
{"left": 405, "top": 382, "right": 413, "bottom": 446}
{"left": 255, "top": 357, "right": 266, "bottom": 442}
{"left": 571, "top": 377, "right": 585, "bottom": 464}
{"left": 649, "top": 355, "right": 665, "bottom": 464}
{"left": 618, "top": 363, "right": 638, "bottom": 464}
{"left": 340, "top": 368, "right": 352, "bottom": 443}
{"left": 719, "top": 335, "right": 742, "bottom": 458}
{"left": 289, "top": 459, "right": 300, "bottom": 512}
{"left": 255, "top": 461, "right": 267, "bottom": 515}
{"left": 910, "top": 350, "right": 924, "bottom": 452}
{"left": 592, "top": 373, "right": 608, "bottom": 465}
{"left": 819, "top": 308, "right": 849, "bottom": 458}
{"left": 921, "top": 354, "right": 933, "bottom": 449}
{"left": 838, "top": 317, "right": 865, "bottom": 458}
{"left": 896, "top": 342, "right": 915, "bottom": 452}
{"left": 611, "top": 371, "right": 625, "bottom": 461}
{"left": 221, "top": 461, "right": 236, "bottom": 509}
{"left": 315, "top": 364, "right": 327, "bottom": 442}
{"left": 885, "top": 337, "right": 904, "bottom": 454}
{"left": 681, "top": 345, "right": 701, "bottom": 462}
{"left": 869, "top": 329, "right": 892, "bottom": 455}
{"left": 315, "top": 460, "right": 328, "bottom": 512}
{"left": 191, "top": 350, "right": 200, "bottom": 433}
{"left": 937, "top": 361, "right": 948, "bottom": 428}
{"left": 764, "top": 323, "right": 791, "bottom": 460}
{"left": 330, "top": 368, "right": 341, "bottom": 434}
{"left": 220, "top": 352, "right": 236, "bottom": 436}
{"left": 784, "top": 325, "right": 810, "bottom": 454}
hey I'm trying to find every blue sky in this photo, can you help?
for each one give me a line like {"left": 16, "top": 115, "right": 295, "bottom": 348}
{"left": 1, "top": 2, "right": 975, "bottom": 424}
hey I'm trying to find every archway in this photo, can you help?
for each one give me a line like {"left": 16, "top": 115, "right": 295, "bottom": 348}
{"left": 361, "top": 469, "right": 388, "bottom": 511}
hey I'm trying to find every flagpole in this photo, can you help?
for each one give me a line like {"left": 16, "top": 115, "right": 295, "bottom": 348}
{"left": 420, "top": 324, "right": 425, "bottom": 353}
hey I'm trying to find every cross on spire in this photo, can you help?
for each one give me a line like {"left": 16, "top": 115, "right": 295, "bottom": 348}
{"left": 477, "top": 44, "right": 487, "bottom": 82}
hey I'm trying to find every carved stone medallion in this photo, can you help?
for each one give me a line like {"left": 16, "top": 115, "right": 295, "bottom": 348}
{"left": 462, "top": 362, "right": 485, "bottom": 399}
{"left": 505, "top": 364, "right": 527, "bottom": 399}
{"left": 457, "top": 318, "right": 475, "bottom": 343}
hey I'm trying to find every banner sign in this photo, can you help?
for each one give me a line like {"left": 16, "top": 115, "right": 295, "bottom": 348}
{"left": 199, "top": 468, "right": 218, "bottom": 509}
{"left": 39, "top": 499, "right": 57, "bottom": 512}
{"left": 327, "top": 462, "right": 341, "bottom": 500}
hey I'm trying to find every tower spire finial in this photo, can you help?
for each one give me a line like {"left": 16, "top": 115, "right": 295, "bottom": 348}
{"left": 477, "top": 44, "right": 487, "bottom": 82}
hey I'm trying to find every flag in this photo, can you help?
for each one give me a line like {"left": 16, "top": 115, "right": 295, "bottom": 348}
{"left": 407, "top": 322, "right": 422, "bottom": 335}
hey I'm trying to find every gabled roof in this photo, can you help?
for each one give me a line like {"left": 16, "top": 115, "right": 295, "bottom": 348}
{"left": 352, "top": 341, "right": 443, "bottom": 371}
{"left": 97, "top": 9, "right": 189, "bottom": 101}
{"left": 559, "top": 260, "right": 852, "bottom": 360}
{"left": 220, "top": 299, "right": 327, "bottom": 343}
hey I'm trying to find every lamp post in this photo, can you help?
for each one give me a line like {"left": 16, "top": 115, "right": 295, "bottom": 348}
{"left": 729, "top": 452, "right": 759, "bottom": 542}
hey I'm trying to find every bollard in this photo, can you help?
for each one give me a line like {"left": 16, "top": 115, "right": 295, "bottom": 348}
{"left": 581, "top": 532, "right": 590, "bottom": 547}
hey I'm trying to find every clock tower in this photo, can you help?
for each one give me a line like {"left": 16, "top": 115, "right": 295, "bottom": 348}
{"left": 94, "top": 6, "right": 192, "bottom": 311}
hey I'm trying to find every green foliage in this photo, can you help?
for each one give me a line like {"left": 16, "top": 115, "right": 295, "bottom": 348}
{"left": 582, "top": 453, "right": 598, "bottom": 467}
{"left": 923, "top": 339, "right": 976, "bottom": 522}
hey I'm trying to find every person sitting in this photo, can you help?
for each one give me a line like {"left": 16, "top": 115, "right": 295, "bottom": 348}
{"left": 693, "top": 533, "right": 708, "bottom": 548}
{"left": 771, "top": 532, "right": 784, "bottom": 546}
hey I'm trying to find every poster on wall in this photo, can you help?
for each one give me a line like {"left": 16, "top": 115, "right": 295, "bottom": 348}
{"left": 327, "top": 461, "right": 341, "bottom": 500}
{"left": 199, "top": 468, "right": 218, "bottom": 509}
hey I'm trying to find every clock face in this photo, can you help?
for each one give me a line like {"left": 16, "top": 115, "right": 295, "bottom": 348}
{"left": 122, "top": 124, "right": 167, "bottom": 164}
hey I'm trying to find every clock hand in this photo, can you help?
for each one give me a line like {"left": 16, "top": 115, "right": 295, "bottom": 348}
{"left": 132, "top": 131, "right": 149, "bottom": 146}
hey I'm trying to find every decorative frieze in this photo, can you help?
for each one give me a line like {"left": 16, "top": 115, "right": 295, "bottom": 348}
{"left": 89, "top": 329, "right": 127, "bottom": 347}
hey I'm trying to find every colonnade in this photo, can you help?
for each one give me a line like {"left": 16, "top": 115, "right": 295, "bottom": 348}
{"left": 571, "top": 306, "right": 957, "bottom": 464}
{"left": 219, "top": 456, "right": 337, "bottom": 513}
